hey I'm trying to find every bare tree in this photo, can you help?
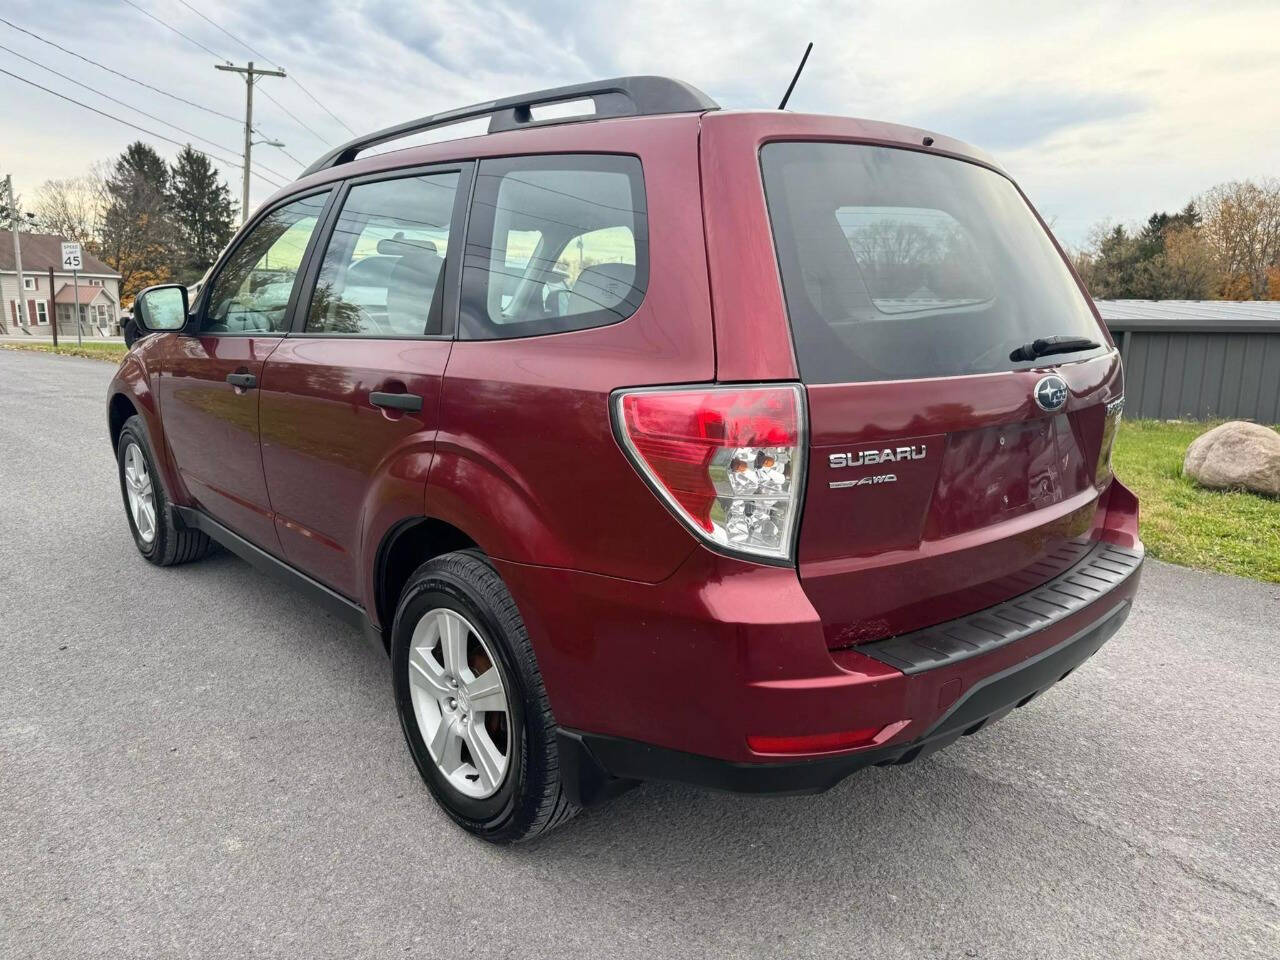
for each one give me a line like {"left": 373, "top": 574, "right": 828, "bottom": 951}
{"left": 32, "top": 168, "right": 108, "bottom": 250}
{"left": 1199, "top": 178, "right": 1280, "bottom": 299}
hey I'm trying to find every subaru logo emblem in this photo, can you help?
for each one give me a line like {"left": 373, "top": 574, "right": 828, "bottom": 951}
{"left": 1034, "top": 375, "right": 1069, "bottom": 412}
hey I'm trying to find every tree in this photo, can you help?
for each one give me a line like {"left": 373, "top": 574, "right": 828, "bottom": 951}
{"left": 168, "top": 145, "right": 237, "bottom": 284}
{"left": 1136, "top": 202, "right": 1200, "bottom": 260}
{"left": 32, "top": 172, "right": 107, "bottom": 249}
{"left": 1267, "top": 264, "right": 1280, "bottom": 301}
{"left": 1199, "top": 178, "right": 1280, "bottom": 299}
{"left": 99, "top": 142, "right": 178, "bottom": 301}
{"left": 0, "top": 188, "right": 38, "bottom": 232}
{"left": 1074, "top": 223, "right": 1145, "bottom": 299}
{"left": 1075, "top": 207, "right": 1225, "bottom": 301}
{"left": 1143, "top": 225, "right": 1219, "bottom": 300}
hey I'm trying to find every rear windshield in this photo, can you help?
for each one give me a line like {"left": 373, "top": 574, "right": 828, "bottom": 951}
{"left": 760, "top": 142, "right": 1106, "bottom": 383}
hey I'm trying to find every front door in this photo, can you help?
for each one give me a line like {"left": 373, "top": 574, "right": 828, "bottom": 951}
{"left": 259, "top": 168, "right": 467, "bottom": 598}
{"left": 155, "top": 190, "right": 331, "bottom": 549}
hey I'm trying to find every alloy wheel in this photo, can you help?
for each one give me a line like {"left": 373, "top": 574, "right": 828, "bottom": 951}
{"left": 123, "top": 442, "right": 157, "bottom": 544}
{"left": 407, "top": 608, "right": 511, "bottom": 799}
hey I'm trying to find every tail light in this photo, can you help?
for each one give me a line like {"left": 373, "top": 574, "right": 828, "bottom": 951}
{"left": 612, "top": 384, "right": 807, "bottom": 562}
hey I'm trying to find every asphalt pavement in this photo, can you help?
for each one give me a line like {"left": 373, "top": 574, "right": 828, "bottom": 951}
{"left": 1, "top": 348, "right": 1277, "bottom": 959}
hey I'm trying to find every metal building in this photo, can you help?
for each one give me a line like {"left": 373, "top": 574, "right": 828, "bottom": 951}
{"left": 1097, "top": 300, "right": 1280, "bottom": 423}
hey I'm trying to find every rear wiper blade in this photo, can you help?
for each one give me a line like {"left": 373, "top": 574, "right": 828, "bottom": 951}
{"left": 1010, "top": 335, "right": 1101, "bottom": 363}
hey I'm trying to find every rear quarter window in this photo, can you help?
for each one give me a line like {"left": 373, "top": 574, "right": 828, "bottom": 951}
{"left": 760, "top": 142, "right": 1105, "bottom": 384}
{"left": 459, "top": 154, "right": 648, "bottom": 340}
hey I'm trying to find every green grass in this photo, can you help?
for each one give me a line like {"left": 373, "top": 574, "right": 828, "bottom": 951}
{"left": 1, "top": 341, "right": 127, "bottom": 362}
{"left": 1113, "top": 419, "right": 1280, "bottom": 583}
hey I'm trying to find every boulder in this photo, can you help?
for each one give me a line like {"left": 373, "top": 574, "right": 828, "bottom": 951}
{"left": 1183, "top": 421, "right": 1280, "bottom": 497}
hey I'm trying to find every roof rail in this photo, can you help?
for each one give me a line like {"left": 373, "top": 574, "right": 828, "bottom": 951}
{"left": 301, "top": 76, "right": 719, "bottom": 176}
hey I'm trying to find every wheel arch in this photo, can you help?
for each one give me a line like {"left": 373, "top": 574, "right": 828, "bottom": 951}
{"left": 373, "top": 516, "right": 479, "bottom": 638}
{"left": 106, "top": 352, "right": 190, "bottom": 506}
{"left": 108, "top": 392, "right": 138, "bottom": 451}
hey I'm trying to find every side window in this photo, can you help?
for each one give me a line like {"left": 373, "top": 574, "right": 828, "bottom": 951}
{"left": 202, "top": 192, "right": 329, "bottom": 333}
{"left": 305, "top": 172, "right": 460, "bottom": 336}
{"left": 459, "top": 154, "right": 648, "bottom": 340}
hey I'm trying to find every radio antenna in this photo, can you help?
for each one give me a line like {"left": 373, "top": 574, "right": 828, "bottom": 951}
{"left": 777, "top": 42, "right": 813, "bottom": 110}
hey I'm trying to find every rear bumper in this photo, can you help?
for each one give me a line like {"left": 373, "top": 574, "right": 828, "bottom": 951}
{"left": 558, "top": 590, "right": 1134, "bottom": 803}
{"left": 494, "top": 487, "right": 1143, "bottom": 804}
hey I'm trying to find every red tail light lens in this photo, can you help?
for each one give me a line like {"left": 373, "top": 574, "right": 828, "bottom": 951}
{"left": 613, "top": 385, "right": 806, "bottom": 562}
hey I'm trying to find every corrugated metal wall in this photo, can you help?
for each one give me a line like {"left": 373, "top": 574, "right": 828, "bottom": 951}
{"left": 1109, "top": 323, "right": 1280, "bottom": 423}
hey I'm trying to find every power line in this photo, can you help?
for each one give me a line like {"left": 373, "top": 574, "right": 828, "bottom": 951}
{"left": 0, "top": 65, "right": 286, "bottom": 189}
{"left": 0, "top": 16, "right": 239, "bottom": 125}
{"left": 171, "top": 0, "right": 357, "bottom": 137}
{"left": 118, "top": 0, "right": 227, "bottom": 63}
{"left": 173, "top": 0, "right": 262, "bottom": 59}
{"left": 0, "top": 41, "right": 242, "bottom": 164}
{"left": 0, "top": 40, "right": 291, "bottom": 183}
{"left": 272, "top": 145, "right": 305, "bottom": 167}
{"left": 289, "top": 77, "right": 357, "bottom": 137}
{"left": 116, "top": 0, "right": 320, "bottom": 151}
{"left": 258, "top": 88, "right": 329, "bottom": 145}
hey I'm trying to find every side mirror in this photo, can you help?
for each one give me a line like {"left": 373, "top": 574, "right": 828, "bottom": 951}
{"left": 133, "top": 284, "right": 189, "bottom": 334}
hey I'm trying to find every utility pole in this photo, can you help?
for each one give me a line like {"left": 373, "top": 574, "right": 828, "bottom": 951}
{"left": 47, "top": 266, "right": 57, "bottom": 347}
{"left": 215, "top": 61, "right": 287, "bottom": 223}
{"left": 5, "top": 174, "right": 29, "bottom": 331}
{"left": 71, "top": 262, "right": 82, "bottom": 346}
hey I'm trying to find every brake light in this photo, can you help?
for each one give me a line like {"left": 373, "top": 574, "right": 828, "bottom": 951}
{"left": 613, "top": 385, "right": 806, "bottom": 562}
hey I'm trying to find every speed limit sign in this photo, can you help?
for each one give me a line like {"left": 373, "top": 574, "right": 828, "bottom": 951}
{"left": 60, "top": 242, "right": 82, "bottom": 271}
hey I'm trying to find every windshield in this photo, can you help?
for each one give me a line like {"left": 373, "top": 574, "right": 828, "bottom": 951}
{"left": 760, "top": 142, "right": 1106, "bottom": 383}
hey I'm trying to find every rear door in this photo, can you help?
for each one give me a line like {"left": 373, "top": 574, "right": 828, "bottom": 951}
{"left": 705, "top": 118, "right": 1124, "bottom": 648}
{"left": 257, "top": 164, "right": 468, "bottom": 599}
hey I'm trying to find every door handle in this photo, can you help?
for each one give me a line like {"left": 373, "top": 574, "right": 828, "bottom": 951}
{"left": 370, "top": 391, "right": 423, "bottom": 412}
{"left": 226, "top": 372, "right": 257, "bottom": 389}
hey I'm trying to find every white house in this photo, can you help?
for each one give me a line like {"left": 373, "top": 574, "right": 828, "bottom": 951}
{"left": 1, "top": 233, "right": 122, "bottom": 337}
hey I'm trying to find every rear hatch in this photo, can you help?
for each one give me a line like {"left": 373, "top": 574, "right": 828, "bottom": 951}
{"left": 759, "top": 140, "right": 1124, "bottom": 647}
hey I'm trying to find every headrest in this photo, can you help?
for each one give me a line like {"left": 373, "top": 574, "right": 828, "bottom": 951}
{"left": 566, "top": 262, "right": 636, "bottom": 316}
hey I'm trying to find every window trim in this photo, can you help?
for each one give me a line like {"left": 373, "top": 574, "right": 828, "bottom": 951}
{"left": 35, "top": 300, "right": 48, "bottom": 324}
{"left": 458, "top": 152, "right": 650, "bottom": 342}
{"left": 287, "top": 160, "right": 476, "bottom": 341}
{"left": 192, "top": 185, "right": 338, "bottom": 337}
{"left": 23, "top": 276, "right": 36, "bottom": 290}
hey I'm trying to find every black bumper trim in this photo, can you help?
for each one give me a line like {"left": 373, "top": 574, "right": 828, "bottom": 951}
{"left": 557, "top": 593, "right": 1136, "bottom": 803}
{"left": 859, "top": 539, "right": 1144, "bottom": 674}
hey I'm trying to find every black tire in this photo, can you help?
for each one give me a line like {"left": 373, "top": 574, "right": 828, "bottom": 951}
{"left": 116, "top": 415, "right": 211, "bottom": 566}
{"left": 391, "top": 550, "right": 578, "bottom": 843}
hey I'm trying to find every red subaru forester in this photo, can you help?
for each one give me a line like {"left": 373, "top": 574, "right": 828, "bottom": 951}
{"left": 109, "top": 77, "right": 1142, "bottom": 842}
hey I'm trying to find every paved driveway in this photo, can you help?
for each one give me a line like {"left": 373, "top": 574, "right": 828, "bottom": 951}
{"left": 1, "top": 349, "right": 1277, "bottom": 959}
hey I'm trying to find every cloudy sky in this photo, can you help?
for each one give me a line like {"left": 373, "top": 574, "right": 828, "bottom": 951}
{"left": 2, "top": 0, "right": 1278, "bottom": 247}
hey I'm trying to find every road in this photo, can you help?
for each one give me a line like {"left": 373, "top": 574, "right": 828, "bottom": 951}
{"left": 2, "top": 348, "right": 1277, "bottom": 959}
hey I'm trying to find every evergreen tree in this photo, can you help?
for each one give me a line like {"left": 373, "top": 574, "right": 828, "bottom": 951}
{"left": 169, "top": 145, "right": 237, "bottom": 284}
{"left": 1137, "top": 202, "right": 1201, "bottom": 259}
{"left": 100, "top": 142, "right": 179, "bottom": 301}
